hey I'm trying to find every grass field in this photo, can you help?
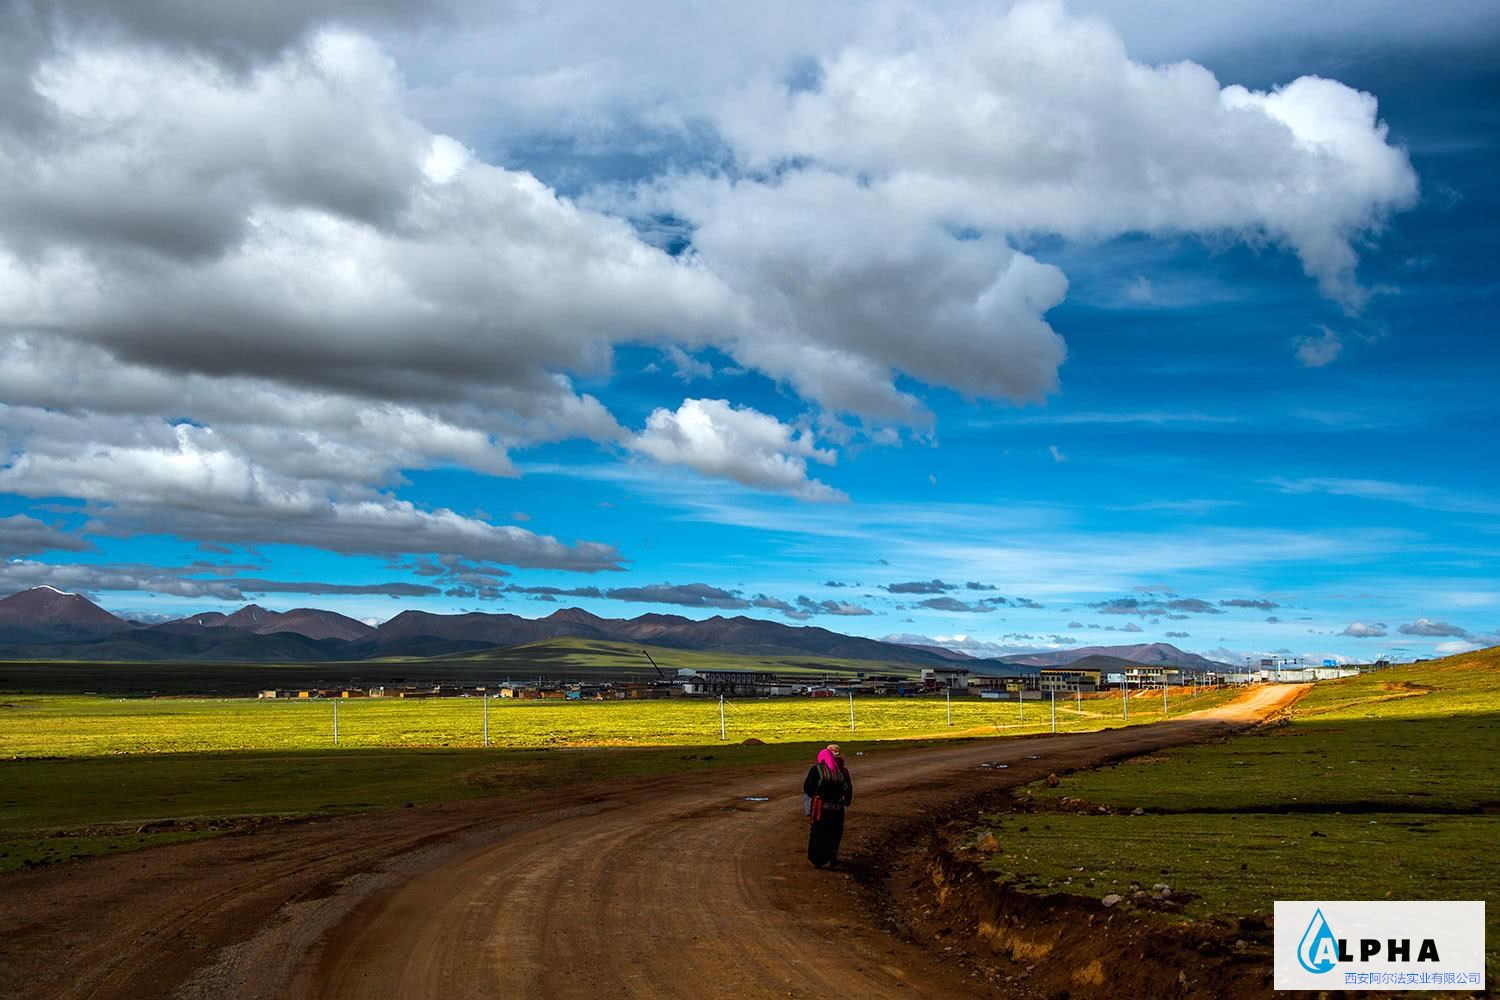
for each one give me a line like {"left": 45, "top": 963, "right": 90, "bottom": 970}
{"left": 0, "top": 638, "right": 900, "bottom": 696}
{"left": 0, "top": 685, "right": 1237, "bottom": 872}
{"left": 0, "top": 686, "right": 1238, "bottom": 757}
{"left": 431, "top": 638, "right": 907, "bottom": 675}
{"left": 971, "top": 647, "right": 1500, "bottom": 973}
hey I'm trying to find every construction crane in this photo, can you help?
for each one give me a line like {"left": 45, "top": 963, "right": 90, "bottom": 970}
{"left": 640, "top": 649, "right": 666, "bottom": 680}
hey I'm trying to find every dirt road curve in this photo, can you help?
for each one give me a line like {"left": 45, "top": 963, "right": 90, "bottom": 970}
{"left": 0, "top": 685, "right": 1303, "bottom": 1000}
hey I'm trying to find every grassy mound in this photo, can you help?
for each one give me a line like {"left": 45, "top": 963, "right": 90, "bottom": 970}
{"left": 970, "top": 647, "right": 1500, "bottom": 976}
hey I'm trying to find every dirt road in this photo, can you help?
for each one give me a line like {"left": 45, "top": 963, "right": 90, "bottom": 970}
{"left": 0, "top": 685, "right": 1303, "bottom": 999}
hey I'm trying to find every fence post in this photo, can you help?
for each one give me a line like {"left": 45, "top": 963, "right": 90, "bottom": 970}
{"left": 1163, "top": 681, "right": 1168, "bottom": 716}
{"left": 483, "top": 693, "right": 489, "bottom": 747}
{"left": 1050, "top": 688, "right": 1056, "bottom": 733}
{"left": 719, "top": 695, "right": 726, "bottom": 741}
{"left": 849, "top": 691, "right": 855, "bottom": 734}
{"left": 946, "top": 687, "right": 952, "bottom": 726}
{"left": 333, "top": 698, "right": 339, "bottom": 746}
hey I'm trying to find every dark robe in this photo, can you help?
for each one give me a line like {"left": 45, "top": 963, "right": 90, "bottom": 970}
{"left": 803, "top": 761, "right": 853, "bottom": 867}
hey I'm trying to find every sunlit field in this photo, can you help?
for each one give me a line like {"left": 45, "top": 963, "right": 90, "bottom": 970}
{"left": 971, "top": 647, "right": 1500, "bottom": 976}
{"left": 0, "top": 686, "right": 1239, "bottom": 757}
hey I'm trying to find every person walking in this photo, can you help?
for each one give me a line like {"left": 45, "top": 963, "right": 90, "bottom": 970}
{"left": 803, "top": 743, "right": 853, "bottom": 868}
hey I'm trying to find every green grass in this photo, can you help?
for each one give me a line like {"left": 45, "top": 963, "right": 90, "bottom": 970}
{"left": 0, "top": 638, "right": 913, "bottom": 696}
{"left": 429, "top": 638, "right": 899, "bottom": 676}
{"left": 972, "top": 648, "right": 1500, "bottom": 972}
{"left": 0, "top": 686, "right": 1239, "bottom": 757}
{"left": 0, "top": 684, "right": 1238, "bottom": 873}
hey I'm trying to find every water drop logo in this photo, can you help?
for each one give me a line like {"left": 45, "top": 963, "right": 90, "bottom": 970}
{"left": 1298, "top": 908, "right": 1339, "bottom": 974}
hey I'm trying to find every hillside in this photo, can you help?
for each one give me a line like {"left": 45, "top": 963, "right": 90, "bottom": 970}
{"left": 0, "top": 586, "right": 129, "bottom": 640}
{"left": 162, "top": 605, "right": 374, "bottom": 642}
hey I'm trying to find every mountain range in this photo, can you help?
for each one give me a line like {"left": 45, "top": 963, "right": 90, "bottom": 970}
{"left": 0, "top": 586, "right": 1228, "bottom": 670}
{"left": 1005, "top": 643, "right": 1230, "bottom": 672}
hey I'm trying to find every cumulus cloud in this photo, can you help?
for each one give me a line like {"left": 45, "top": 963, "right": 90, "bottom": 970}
{"left": 0, "top": 420, "right": 622, "bottom": 571}
{"left": 1093, "top": 595, "right": 1223, "bottom": 616}
{"left": 716, "top": 1, "right": 1417, "bottom": 312}
{"left": 1341, "top": 622, "right": 1387, "bottom": 637}
{"left": 796, "top": 596, "right": 874, "bottom": 617}
{"left": 1398, "top": 618, "right": 1469, "bottom": 638}
{"left": 751, "top": 594, "right": 797, "bottom": 614}
{"left": 503, "top": 584, "right": 605, "bottom": 600}
{"left": 654, "top": 170, "right": 1070, "bottom": 422}
{"left": 629, "top": 398, "right": 845, "bottom": 501}
{"left": 918, "top": 596, "right": 997, "bottom": 614}
{"left": 0, "top": 560, "right": 437, "bottom": 602}
{"left": 1, "top": 31, "right": 737, "bottom": 395}
{"left": 596, "top": 582, "right": 750, "bottom": 610}
{"left": 0, "top": 0, "right": 1431, "bottom": 599}
{"left": 885, "top": 579, "right": 956, "bottom": 594}
{"left": 0, "top": 514, "right": 92, "bottom": 558}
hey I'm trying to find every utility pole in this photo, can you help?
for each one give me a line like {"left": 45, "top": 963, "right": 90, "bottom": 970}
{"left": 719, "top": 695, "right": 726, "bottom": 741}
{"left": 1162, "top": 679, "right": 1168, "bottom": 716}
{"left": 483, "top": 693, "right": 489, "bottom": 747}
{"left": 946, "top": 687, "right": 952, "bottom": 726}
{"left": 849, "top": 691, "right": 855, "bottom": 734}
{"left": 333, "top": 698, "right": 339, "bottom": 746}
{"left": 1050, "top": 688, "right": 1056, "bottom": 733}
{"left": 1123, "top": 674, "right": 1129, "bottom": 722}
{"left": 1076, "top": 687, "right": 1081, "bottom": 714}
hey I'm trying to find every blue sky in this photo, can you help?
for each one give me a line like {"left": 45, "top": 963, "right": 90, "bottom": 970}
{"left": 0, "top": 1, "right": 1495, "bottom": 663}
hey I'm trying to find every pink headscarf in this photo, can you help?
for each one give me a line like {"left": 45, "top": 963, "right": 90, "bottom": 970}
{"left": 817, "top": 745, "right": 844, "bottom": 773}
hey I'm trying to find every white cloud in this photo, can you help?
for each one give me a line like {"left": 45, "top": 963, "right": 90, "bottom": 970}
{"left": 630, "top": 399, "right": 845, "bottom": 503}
{"left": 1435, "top": 640, "right": 1482, "bottom": 655}
{"left": 1295, "top": 325, "right": 1344, "bottom": 367}
{"left": 0, "top": 0, "right": 1429, "bottom": 521}
{"left": 661, "top": 345, "right": 714, "bottom": 382}
{"left": 1, "top": 30, "right": 739, "bottom": 396}
{"left": 1398, "top": 618, "right": 1469, "bottom": 638}
{"left": 715, "top": 1, "right": 1417, "bottom": 311}
{"left": 653, "top": 170, "right": 1069, "bottom": 422}
{"left": 0, "top": 421, "right": 622, "bottom": 570}
{"left": 1049, "top": 444, "right": 1069, "bottom": 463}
{"left": 1341, "top": 621, "right": 1387, "bottom": 637}
{"left": 0, "top": 27, "right": 738, "bottom": 482}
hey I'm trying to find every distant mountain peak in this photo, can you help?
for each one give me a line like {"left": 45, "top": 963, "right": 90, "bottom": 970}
{"left": 548, "top": 607, "right": 602, "bottom": 621}
{"left": 0, "top": 586, "right": 129, "bottom": 638}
